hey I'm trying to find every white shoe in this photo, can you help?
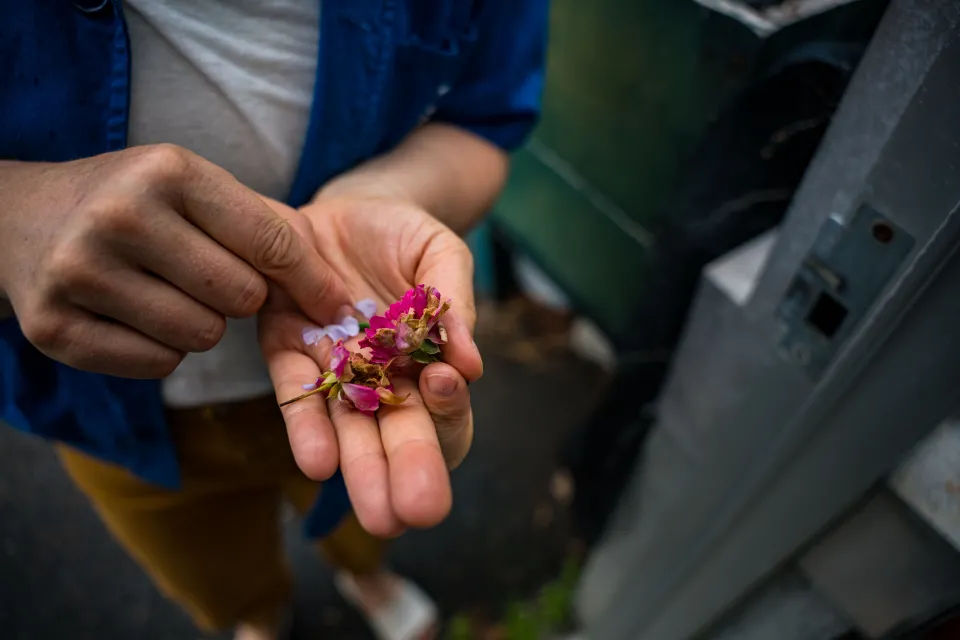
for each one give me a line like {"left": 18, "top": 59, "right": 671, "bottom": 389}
{"left": 334, "top": 571, "right": 439, "bottom": 640}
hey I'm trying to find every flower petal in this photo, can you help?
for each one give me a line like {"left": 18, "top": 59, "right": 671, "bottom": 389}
{"left": 339, "top": 315, "right": 361, "bottom": 337}
{"left": 395, "top": 322, "right": 415, "bottom": 351}
{"left": 302, "top": 326, "right": 327, "bottom": 346}
{"left": 368, "top": 345, "right": 400, "bottom": 364}
{"left": 330, "top": 340, "right": 351, "bottom": 378}
{"left": 341, "top": 383, "right": 381, "bottom": 412}
{"left": 377, "top": 386, "right": 409, "bottom": 405}
{"left": 354, "top": 298, "right": 378, "bottom": 319}
{"left": 325, "top": 323, "right": 351, "bottom": 342}
{"left": 369, "top": 315, "right": 394, "bottom": 330}
{"left": 386, "top": 284, "right": 427, "bottom": 322}
{"left": 428, "top": 322, "right": 448, "bottom": 345}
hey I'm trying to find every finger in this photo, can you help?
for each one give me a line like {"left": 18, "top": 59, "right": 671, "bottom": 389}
{"left": 67, "top": 268, "right": 226, "bottom": 354}
{"left": 419, "top": 238, "right": 482, "bottom": 381}
{"left": 377, "top": 377, "right": 452, "bottom": 528}
{"left": 419, "top": 362, "right": 473, "bottom": 470}
{"left": 438, "top": 310, "right": 483, "bottom": 382}
{"left": 29, "top": 309, "right": 182, "bottom": 379}
{"left": 129, "top": 211, "right": 269, "bottom": 319}
{"left": 260, "top": 308, "right": 340, "bottom": 482}
{"left": 328, "top": 397, "right": 405, "bottom": 538}
{"left": 174, "top": 157, "right": 351, "bottom": 323}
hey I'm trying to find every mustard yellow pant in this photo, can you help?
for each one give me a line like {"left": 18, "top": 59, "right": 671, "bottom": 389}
{"left": 57, "top": 395, "right": 384, "bottom": 632}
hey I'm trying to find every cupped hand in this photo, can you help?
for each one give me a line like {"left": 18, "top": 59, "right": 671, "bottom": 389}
{"left": 0, "top": 145, "right": 350, "bottom": 378}
{"left": 257, "top": 196, "right": 482, "bottom": 537}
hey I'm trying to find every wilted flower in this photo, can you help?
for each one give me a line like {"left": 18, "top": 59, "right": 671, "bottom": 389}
{"left": 283, "top": 341, "right": 406, "bottom": 414}
{"left": 359, "top": 285, "right": 451, "bottom": 364}
{"left": 282, "top": 288, "right": 447, "bottom": 412}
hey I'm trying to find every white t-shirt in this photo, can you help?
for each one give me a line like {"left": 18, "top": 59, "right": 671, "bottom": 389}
{"left": 123, "top": 0, "right": 320, "bottom": 407}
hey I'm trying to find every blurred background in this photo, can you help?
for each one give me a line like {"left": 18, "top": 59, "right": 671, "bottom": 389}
{"left": 5, "top": 0, "right": 960, "bottom": 638}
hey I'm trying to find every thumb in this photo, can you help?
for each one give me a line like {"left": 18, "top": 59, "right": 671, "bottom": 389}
{"left": 420, "top": 234, "right": 482, "bottom": 382}
{"left": 255, "top": 196, "right": 352, "bottom": 325}
{"left": 419, "top": 362, "right": 473, "bottom": 470}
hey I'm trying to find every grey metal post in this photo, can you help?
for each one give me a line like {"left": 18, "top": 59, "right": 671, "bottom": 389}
{"left": 576, "top": 1, "right": 960, "bottom": 638}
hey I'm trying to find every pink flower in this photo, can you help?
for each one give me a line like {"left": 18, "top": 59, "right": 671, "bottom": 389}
{"left": 387, "top": 285, "right": 430, "bottom": 321}
{"left": 341, "top": 383, "right": 380, "bottom": 413}
{"left": 298, "top": 340, "right": 407, "bottom": 414}
{"left": 282, "top": 290, "right": 444, "bottom": 411}
{"left": 329, "top": 340, "right": 351, "bottom": 378}
{"left": 359, "top": 285, "right": 451, "bottom": 364}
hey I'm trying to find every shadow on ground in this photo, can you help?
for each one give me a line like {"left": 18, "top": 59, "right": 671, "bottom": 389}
{"left": 0, "top": 307, "right": 605, "bottom": 639}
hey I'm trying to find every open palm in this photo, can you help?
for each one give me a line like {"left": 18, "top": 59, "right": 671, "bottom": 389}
{"left": 258, "top": 196, "right": 482, "bottom": 537}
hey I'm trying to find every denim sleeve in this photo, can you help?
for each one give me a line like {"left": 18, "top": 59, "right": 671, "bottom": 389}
{"left": 432, "top": 0, "right": 550, "bottom": 151}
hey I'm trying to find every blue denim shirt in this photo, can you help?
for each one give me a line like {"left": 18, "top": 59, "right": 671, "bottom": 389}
{"left": 0, "top": 0, "right": 547, "bottom": 537}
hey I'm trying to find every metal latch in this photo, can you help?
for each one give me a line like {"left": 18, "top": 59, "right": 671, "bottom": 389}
{"left": 775, "top": 204, "right": 914, "bottom": 379}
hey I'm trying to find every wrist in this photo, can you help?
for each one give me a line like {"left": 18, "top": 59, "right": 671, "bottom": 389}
{"left": 311, "top": 169, "right": 420, "bottom": 210}
{"left": 0, "top": 161, "right": 43, "bottom": 294}
{"left": 309, "top": 123, "right": 507, "bottom": 236}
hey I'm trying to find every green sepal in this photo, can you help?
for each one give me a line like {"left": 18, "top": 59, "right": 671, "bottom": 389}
{"left": 410, "top": 350, "right": 440, "bottom": 364}
{"left": 419, "top": 339, "right": 441, "bottom": 355}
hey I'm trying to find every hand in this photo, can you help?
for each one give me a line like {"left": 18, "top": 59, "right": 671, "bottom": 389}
{"left": 258, "top": 196, "right": 482, "bottom": 537}
{"left": 0, "top": 145, "right": 349, "bottom": 378}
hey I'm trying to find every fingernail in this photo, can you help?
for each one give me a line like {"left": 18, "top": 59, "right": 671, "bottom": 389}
{"left": 426, "top": 374, "right": 459, "bottom": 398}
{"left": 336, "top": 304, "right": 356, "bottom": 324}
{"left": 473, "top": 339, "right": 483, "bottom": 373}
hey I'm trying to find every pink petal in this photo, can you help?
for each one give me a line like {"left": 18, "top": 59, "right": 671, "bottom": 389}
{"left": 386, "top": 285, "right": 428, "bottom": 321}
{"left": 359, "top": 334, "right": 396, "bottom": 362}
{"left": 341, "top": 383, "right": 380, "bottom": 412}
{"left": 330, "top": 340, "right": 350, "bottom": 378}
{"left": 394, "top": 322, "right": 415, "bottom": 351}
{"left": 411, "top": 285, "right": 429, "bottom": 316}
{"left": 427, "top": 322, "right": 448, "bottom": 345}
{"left": 368, "top": 344, "right": 400, "bottom": 364}
{"left": 369, "top": 315, "right": 394, "bottom": 330}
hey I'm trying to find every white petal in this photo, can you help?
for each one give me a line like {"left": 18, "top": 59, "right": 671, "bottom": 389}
{"left": 354, "top": 298, "right": 378, "bottom": 319}
{"left": 302, "top": 326, "right": 326, "bottom": 345}
{"left": 326, "top": 324, "right": 351, "bottom": 341}
{"left": 340, "top": 316, "right": 361, "bottom": 337}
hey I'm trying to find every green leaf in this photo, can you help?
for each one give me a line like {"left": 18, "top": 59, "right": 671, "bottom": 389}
{"left": 420, "top": 339, "right": 441, "bottom": 355}
{"left": 410, "top": 350, "right": 440, "bottom": 364}
{"left": 358, "top": 321, "right": 370, "bottom": 331}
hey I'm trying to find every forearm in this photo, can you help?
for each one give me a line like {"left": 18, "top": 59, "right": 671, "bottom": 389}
{"left": 314, "top": 123, "right": 509, "bottom": 235}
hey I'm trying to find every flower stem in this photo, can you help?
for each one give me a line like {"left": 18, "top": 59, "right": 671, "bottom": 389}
{"left": 278, "top": 386, "right": 328, "bottom": 407}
